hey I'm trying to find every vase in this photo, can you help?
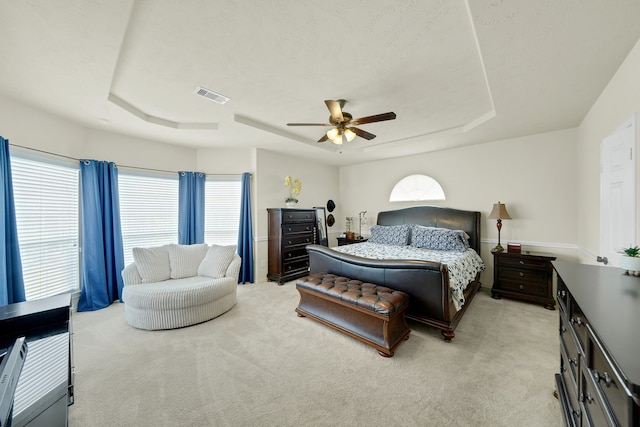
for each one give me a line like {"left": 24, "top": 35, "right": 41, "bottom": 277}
{"left": 619, "top": 255, "right": 640, "bottom": 276}
{"left": 286, "top": 202, "right": 296, "bottom": 208}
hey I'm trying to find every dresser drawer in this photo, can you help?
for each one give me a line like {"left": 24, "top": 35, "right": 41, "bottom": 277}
{"left": 283, "top": 245, "right": 309, "bottom": 261}
{"left": 283, "top": 234, "right": 314, "bottom": 248}
{"left": 497, "top": 279, "right": 547, "bottom": 297}
{"left": 587, "top": 325, "right": 631, "bottom": 426}
{"left": 282, "top": 210, "right": 315, "bottom": 223}
{"left": 580, "top": 363, "right": 618, "bottom": 427}
{"left": 560, "top": 343, "right": 581, "bottom": 426}
{"left": 556, "top": 275, "right": 569, "bottom": 313}
{"left": 497, "top": 256, "right": 548, "bottom": 270}
{"left": 568, "top": 297, "right": 588, "bottom": 352}
{"left": 498, "top": 267, "right": 548, "bottom": 284}
{"left": 283, "top": 258, "right": 309, "bottom": 274}
{"left": 283, "top": 223, "right": 315, "bottom": 234}
{"left": 560, "top": 314, "right": 581, "bottom": 384}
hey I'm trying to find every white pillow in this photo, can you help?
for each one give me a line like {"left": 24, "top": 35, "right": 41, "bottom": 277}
{"left": 132, "top": 245, "right": 171, "bottom": 284}
{"left": 168, "top": 243, "right": 209, "bottom": 279}
{"left": 198, "top": 245, "right": 237, "bottom": 279}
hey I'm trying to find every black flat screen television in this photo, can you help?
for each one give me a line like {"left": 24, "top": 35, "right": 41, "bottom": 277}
{"left": 0, "top": 337, "right": 28, "bottom": 427}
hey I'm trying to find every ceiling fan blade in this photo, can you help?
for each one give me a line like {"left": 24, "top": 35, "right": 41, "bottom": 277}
{"left": 350, "top": 112, "right": 396, "bottom": 126}
{"left": 324, "top": 100, "right": 344, "bottom": 123}
{"left": 317, "top": 134, "right": 329, "bottom": 143}
{"left": 351, "top": 127, "right": 376, "bottom": 140}
{"left": 287, "top": 123, "right": 331, "bottom": 126}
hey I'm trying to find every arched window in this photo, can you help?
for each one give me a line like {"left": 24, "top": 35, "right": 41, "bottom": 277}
{"left": 389, "top": 174, "right": 445, "bottom": 202}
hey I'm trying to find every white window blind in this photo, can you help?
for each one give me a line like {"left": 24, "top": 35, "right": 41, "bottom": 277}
{"left": 205, "top": 177, "right": 241, "bottom": 246}
{"left": 119, "top": 171, "right": 179, "bottom": 266}
{"left": 11, "top": 154, "right": 80, "bottom": 300}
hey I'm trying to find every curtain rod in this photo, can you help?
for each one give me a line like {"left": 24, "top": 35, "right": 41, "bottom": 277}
{"left": 8, "top": 143, "right": 251, "bottom": 176}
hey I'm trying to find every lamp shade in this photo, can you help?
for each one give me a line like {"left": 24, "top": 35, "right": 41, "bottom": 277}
{"left": 344, "top": 128, "right": 356, "bottom": 142}
{"left": 327, "top": 128, "right": 339, "bottom": 141}
{"left": 488, "top": 202, "right": 511, "bottom": 220}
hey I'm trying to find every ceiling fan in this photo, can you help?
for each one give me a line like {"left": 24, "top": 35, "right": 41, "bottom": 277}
{"left": 287, "top": 99, "right": 397, "bottom": 145}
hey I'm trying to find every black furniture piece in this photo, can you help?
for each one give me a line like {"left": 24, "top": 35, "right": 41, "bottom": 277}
{"left": 0, "top": 294, "right": 73, "bottom": 427}
{"left": 492, "top": 251, "right": 557, "bottom": 309}
{"left": 295, "top": 273, "right": 410, "bottom": 357}
{"left": 336, "top": 237, "right": 368, "bottom": 246}
{"left": 0, "top": 337, "right": 27, "bottom": 427}
{"left": 307, "top": 205, "right": 482, "bottom": 342}
{"left": 553, "top": 261, "right": 639, "bottom": 426}
{"left": 267, "top": 208, "right": 316, "bottom": 284}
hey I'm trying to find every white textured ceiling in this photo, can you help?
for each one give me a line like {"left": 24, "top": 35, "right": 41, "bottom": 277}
{"left": 1, "top": 0, "right": 639, "bottom": 166}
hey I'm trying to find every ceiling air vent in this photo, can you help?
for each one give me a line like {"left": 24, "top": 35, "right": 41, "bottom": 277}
{"left": 194, "top": 86, "right": 230, "bottom": 104}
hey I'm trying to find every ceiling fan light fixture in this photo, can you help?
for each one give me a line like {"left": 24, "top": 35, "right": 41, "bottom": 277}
{"left": 292, "top": 99, "right": 396, "bottom": 144}
{"left": 344, "top": 128, "right": 356, "bottom": 142}
{"left": 327, "top": 127, "right": 355, "bottom": 145}
{"left": 327, "top": 128, "right": 339, "bottom": 141}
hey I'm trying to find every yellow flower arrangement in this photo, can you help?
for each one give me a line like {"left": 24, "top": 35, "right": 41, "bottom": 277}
{"left": 284, "top": 176, "right": 302, "bottom": 203}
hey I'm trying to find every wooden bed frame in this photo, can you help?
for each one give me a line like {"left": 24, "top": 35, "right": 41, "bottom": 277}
{"left": 306, "top": 205, "right": 482, "bottom": 341}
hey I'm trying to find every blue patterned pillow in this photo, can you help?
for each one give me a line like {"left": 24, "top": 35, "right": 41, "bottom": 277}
{"left": 368, "top": 224, "right": 411, "bottom": 246}
{"left": 410, "top": 225, "right": 469, "bottom": 251}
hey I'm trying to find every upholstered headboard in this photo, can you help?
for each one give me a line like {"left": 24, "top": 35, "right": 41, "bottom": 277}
{"left": 376, "top": 206, "right": 482, "bottom": 255}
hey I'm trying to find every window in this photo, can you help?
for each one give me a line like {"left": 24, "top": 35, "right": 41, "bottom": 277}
{"left": 11, "top": 153, "right": 80, "bottom": 300}
{"left": 119, "top": 171, "right": 179, "bottom": 266}
{"left": 389, "top": 174, "right": 446, "bottom": 202}
{"left": 204, "top": 176, "right": 241, "bottom": 246}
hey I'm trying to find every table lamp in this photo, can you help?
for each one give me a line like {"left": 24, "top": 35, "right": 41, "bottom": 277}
{"left": 488, "top": 202, "right": 511, "bottom": 253}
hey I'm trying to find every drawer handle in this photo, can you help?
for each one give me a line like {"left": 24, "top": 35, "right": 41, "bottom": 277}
{"left": 570, "top": 317, "right": 583, "bottom": 327}
{"left": 559, "top": 325, "right": 566, "bottom": 333}
{"left": 519, "top": 285, "right": 524, "bottom": 290}
{"left": 593, "top": 370, "right": 613, "bottom": 387}
{"left": 519, "top": 260, "right": 524, "bottom": 265}
{"left": 519, "top": 272, "right": 524, "bottom": 277}
{"left": 581, "top": 392, "right": 595, "bottom": 404}
{"left": 569, "top": 357, "right": 578, "bottom": 367}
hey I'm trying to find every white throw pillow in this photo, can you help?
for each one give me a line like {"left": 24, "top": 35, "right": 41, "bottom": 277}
{"left": 198, "top": 245, "right": 237, "bottom": 279}
{"left": 132, "top": 245, "right": 171, "bottom": 284}
{"left": 168, "top": 243, "right": 209, "bottom": 279}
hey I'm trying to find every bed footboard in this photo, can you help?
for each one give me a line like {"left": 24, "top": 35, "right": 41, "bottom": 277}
{"left": 306, "top": 244, "right": 481, "bottom": 341}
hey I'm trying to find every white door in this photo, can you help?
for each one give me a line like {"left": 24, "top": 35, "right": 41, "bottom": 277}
{"left": 600, "top": 113, "right": 637, "bottom": 266}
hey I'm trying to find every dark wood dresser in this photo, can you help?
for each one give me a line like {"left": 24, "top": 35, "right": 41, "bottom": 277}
{"left": 267, "top": 208, "right": 316, "bottom": 284}
{"left": 553, "top": 261, "right": 640, "bottom": 426}
{"left": 492, "top": 251, "right": 557, "bottom": 309}
{"left": 0, "top": 294, "right": 73, "bottom": 426}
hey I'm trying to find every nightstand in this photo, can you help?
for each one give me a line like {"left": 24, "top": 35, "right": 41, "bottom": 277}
{"left": 492, "top": 251, "right": 557, "bottom": 310}
{"left": 336, "top": 237, "right": 368, "bottom": 246}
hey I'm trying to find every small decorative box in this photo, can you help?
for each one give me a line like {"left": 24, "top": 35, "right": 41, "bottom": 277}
{"left": 507, "top": 242, "right": 522, "bottom": 253}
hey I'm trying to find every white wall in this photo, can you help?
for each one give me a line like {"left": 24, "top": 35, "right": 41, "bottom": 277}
{"left": 577, "top": 37, "right": 640, "bottom": 263}
{"left": 253, "top": 148, "right": 339, "bottom": 281}
{"left": 196, "top": 147, "right": 254, "bottom": 174}
{"left": 338, "top": 128, "right": 579, "bottom": 284}
{"left": 0, "top": 95, "right": 197, "bottom": 170}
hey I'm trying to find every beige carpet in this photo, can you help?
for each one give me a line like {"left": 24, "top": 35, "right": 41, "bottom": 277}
{"left": 68, "top": 282, "right": 562, "bottom": 427}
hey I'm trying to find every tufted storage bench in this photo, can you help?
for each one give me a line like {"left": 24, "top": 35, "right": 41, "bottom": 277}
{"left": 295, "top": 273, "right": 410, "bottom": 357}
